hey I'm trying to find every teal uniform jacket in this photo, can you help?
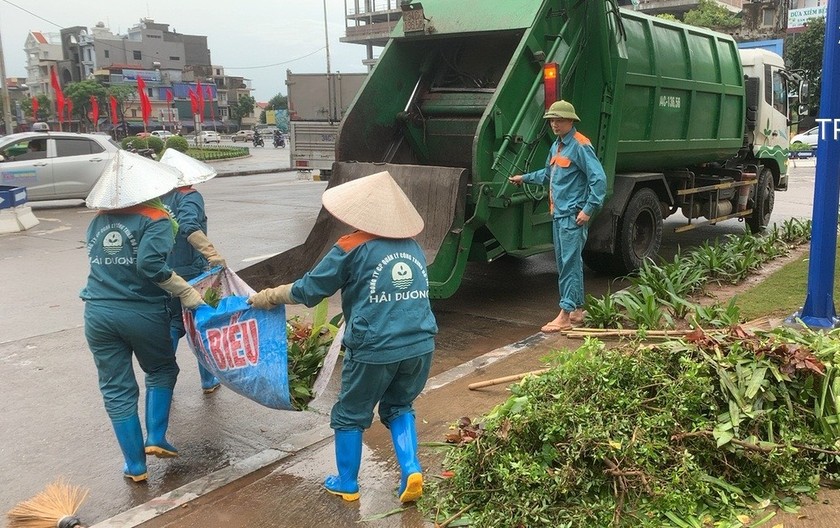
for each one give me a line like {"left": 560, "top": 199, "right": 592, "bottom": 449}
{"left": 290, "top": 231, "right": 438, "bottom": 365}
{"left": 80, "top": 204, "right": 175, "bottom": 310}
{"left": 522, "top": 126, "right": 607, "bottom": 218}
{"left": 81, "top": 203, "right": 180, "bottom": 418}
{"left": 161, "top": 187, "right": 208, "bottom": 280}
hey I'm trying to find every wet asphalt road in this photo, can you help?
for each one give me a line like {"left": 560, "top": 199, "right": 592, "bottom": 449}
{"left": 0, "top": 157, "right": 816, "bottom": 524}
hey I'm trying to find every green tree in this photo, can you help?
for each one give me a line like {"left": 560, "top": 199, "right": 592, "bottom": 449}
{"left": 656, "top": 13, "right": 678, "bottom": 22}
{"left": 683, "top": 0, "right": 741, "bottom": 29}
{"left": 267, "top": 92, "right": 287, "bottom": 110}
{"left": 785, "top": 16, "right": 825, "bottom": 115}
{"left": 230, "top": 94, "right": 256, "bottom": 127}
{"left": 108, "top": 84, "right": 139, "bottom": 136}
{"left": 64, "top": 80, "right": 107, "bottom": 130}
{"left": 259, "top": 109, "right": 266, "bottom": 124}
{"left": 19, "top": 94, "right": 51, "bottom": 121}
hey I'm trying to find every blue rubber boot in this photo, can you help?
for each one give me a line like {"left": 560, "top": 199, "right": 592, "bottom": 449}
{"left": 198, "top": 363, "right": 221, "bottom": 394}
{"left": 144, "top": 387, "right": 178, "bottom": 458}
{"left": 111, "top": 415, "right": 148, "bottom": 482}
{"left": 324, "top": 430, "right": 363, "bottom": 501}
{"left": 390, "top": 413, "right": 423, "bottom": 503}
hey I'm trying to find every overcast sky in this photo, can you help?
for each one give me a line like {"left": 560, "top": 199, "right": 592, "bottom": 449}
{"left": 0, "top": 0, "right": 371, "bottom": 101}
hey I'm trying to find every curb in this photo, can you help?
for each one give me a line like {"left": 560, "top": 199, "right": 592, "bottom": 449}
{"left": 215, "top": 168, "right": 297, "bottom": 178}
{"left": 89, "top": 332, "right": 549, "bottom": 527}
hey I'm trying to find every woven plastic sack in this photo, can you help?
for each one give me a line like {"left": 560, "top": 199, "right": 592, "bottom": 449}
{"left": 183, "top": 267, "right": 342, "bottom": 411}
{"left": 183, "top": 267, "right": 291, "bottom": 409}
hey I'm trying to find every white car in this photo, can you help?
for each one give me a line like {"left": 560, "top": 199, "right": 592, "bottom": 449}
{"left": 195, "top": 131, "right": 221, "bottom": 145}
{"left": 0, "top": 131, "right": 120, "bottom": 201}
{"left": 791, "top": 126, "right": 819, "bottom": 147}
{"left": 151, "top": 130, "right": 174, "bottom": 140}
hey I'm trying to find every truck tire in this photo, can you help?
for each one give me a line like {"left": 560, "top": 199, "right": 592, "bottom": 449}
{"left": 582, "top": 250, "right": 618, "bottom": 275}
{"left": 615, "top": 187, "right": 663, "bottom": 275}
{"left": 746, "top": 167, "right": 774, "bottom": 233}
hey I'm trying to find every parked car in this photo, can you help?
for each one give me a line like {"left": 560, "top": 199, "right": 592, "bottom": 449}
{"left": 195, "top": 130, "right": 221, "bottom": 145}
{"left": 0, "top": 131, "right": 120, "bottom": 201}
{"left": 791, "top": 126, "right": 819, "bottom": 148}
{"left": 151, "top": 130, "right": 174, "bottom": 140}
{"left": 231, "top": 130, "right": 254, "bottom": 142}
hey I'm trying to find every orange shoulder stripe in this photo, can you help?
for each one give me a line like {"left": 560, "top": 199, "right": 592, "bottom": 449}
{"left": 120, "top": 204, "right": 170, "bottom": 221}
{"left": 574, "top": 131, "right": 591, "bottom": 146}
{"left": 337, "top": 231, "right": 379, "bottom": 252}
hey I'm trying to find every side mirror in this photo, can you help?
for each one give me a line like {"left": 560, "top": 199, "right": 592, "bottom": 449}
{"left": 799, "top": 81, "right": 810, "bottom": 104}
{"left": 798, "top": 104, "right": 810, "bottom": 116}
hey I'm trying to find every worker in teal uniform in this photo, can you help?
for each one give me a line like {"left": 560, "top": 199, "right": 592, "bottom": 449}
{"left": 509, "top": 100, "right": 607, "bottom": 332}
{"left": 81, "top": 150, "right": 205, "bottom": 482}
{"left": 249, "top": 171, "right": 438, "bottom": 504}
{"left": 159, "top": 149, "right": 226, "bottom": 393}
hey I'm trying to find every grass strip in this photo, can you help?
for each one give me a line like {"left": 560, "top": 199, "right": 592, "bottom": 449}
{"left": 734, "top": 243, "right": 840, "bottom": 321}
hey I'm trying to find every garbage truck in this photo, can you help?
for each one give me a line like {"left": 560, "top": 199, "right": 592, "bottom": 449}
{"left": 240, "top": 0, "right": 803, "bottom": 298}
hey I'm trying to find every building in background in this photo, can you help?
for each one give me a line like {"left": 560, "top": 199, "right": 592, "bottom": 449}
{"left": 342, "top": 0, "right": 402, "bottom": 68}
{"left": 24, "top": 31, "right": 63, "bottom": 97}
{"left": 20, "top": 18, "right": 256, "bottom": 133}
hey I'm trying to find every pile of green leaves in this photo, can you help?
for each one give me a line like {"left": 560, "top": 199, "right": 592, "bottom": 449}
{"left": 203, "top": 287, "right": 222, "bottom": 308}
{"left": 585, "top": 219, "right": 812, "bottom": 330}
{"left": 422, "top": 327, "right": 840, "bottom": 527}
{"left": 286, "top": 299, "right": 341, "bottom": 410}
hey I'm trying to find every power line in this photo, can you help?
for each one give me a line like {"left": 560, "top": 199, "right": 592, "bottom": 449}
{"left": 224, "top": 47, "right": 327, "bottom": 70}
{"left": 1, "top": 0, "right": 61, "bottom": 29}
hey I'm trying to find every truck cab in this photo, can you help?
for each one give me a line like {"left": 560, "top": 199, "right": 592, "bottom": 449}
{"left": 739, "top": 48, "right": 795, "bottom": 191}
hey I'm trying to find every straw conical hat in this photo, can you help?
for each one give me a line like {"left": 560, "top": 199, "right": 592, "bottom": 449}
{"left": 159, "top": 148, "right": 217, "bottom": 186}
{"left": 86, "top": 150, "right": 181, "bottom": 210}
{"left": 322, "top": 171, "right": 424, "bottom": 238}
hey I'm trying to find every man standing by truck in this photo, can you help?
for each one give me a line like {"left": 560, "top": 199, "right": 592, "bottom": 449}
{"left": 509, "top": 100, "right": 606, "bottom": 332}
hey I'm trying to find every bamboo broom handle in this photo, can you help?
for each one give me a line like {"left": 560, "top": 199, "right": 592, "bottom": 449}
{"left": 468, "top": 369, "right": 550, "bottom": 390}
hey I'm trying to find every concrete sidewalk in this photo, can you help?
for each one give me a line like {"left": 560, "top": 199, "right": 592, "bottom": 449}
{"left": 91, "top": 332, "right": 562, "bottom": 528}
{"left": 208, "top": 154, "right": 297, "bottom": 178}
{"left": 90, "top": 324, "right": 840, "bottom": 528}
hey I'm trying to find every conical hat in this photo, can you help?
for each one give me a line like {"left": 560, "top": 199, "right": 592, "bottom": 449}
{"left": 86, "top": 150, "right": 181, "bottom": 210}
{"left": 159, "top": 148, "right": 217, "bottom": 186}
{"left": 321, "top": 171, "right": 424, "bottom": 238}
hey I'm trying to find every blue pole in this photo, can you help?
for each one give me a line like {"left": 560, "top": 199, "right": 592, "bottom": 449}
{"left": 799, "top": 1, "right": 840, "bottom": 328}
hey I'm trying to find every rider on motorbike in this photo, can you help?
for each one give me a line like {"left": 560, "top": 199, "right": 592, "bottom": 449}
{"left": 273, "top": 129, "right": 285, "bottom": 148}
{"left": 253, "top": 130, "right": 264, "bottom": 147}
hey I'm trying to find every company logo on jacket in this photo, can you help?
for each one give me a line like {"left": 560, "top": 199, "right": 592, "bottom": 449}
{"left": 369, "top": 253, "right": 428, "bottom": 303}
{"left": 88, "top": 222, "right": 138, "bottom": 265}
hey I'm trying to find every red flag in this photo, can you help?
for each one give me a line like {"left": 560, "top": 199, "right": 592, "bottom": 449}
{"left": 165, "top": 89, "right": 173, "bottom": 125}
{"left": 189, "top": 89, "right": 199, "bottom": 117}
{"left": 137, "top": 77, "right": 151, "bottom": 126}
{"left": 166, "top": 89, "right": 173, "bottom": 103}
{"left": 206, "top": 86, "right": 216, "bottom": 125}
{"left": 109, "top": 95, "right": 118, "bottom": 125}
{"left": 31, "top": 97, "right": 39, "bottom": 117}
{"left": 196, "top": 80, "right": 204, "bottom": 122}
{"left": 90, "top": 96, "right": 99, "bottom": 125}
{"left": 50, "top": 67, "right": 64, "bottom": 123}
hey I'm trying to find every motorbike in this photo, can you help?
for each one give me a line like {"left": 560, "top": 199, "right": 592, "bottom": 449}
{"left": 253, "top": 134, "right": 265, "bottom": 147}
{"left": 127, "top": 146, "right": 157, "bottom": 160}
{"left": 273, "top": 133, "right": 286, "bottom": 148}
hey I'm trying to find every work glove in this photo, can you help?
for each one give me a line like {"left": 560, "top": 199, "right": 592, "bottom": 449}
{"left": 248, "top": 284, "right": 295, "bottom": 310}
{"left": 157, "top": 272, "right": 205, "bottom": 309}
{"left": 187, "top": 230, "right": 227, "bottom": 268}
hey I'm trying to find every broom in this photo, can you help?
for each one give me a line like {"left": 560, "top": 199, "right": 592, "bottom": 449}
{"left": 6, "top": 478, "right": 89, "bottom": 528}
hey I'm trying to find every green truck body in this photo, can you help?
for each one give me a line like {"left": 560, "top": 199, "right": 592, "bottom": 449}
{"left": 240, "top": 0, "right": 798, "bottom": 299}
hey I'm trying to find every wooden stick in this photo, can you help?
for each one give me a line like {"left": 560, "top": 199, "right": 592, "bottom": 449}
{"left": 468, "top": 369, "right": 550, "bottom": 390}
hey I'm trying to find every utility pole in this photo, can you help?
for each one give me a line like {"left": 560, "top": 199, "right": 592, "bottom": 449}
{"left": 0, "top": 26, "right": 16, "bottom": 134}
{"left": 323, "top": 0, "right": 332, "bottom": 75}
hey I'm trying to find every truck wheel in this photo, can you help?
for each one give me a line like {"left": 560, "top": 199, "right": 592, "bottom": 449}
{"left": 582, "top": 250, "right": 618, "bottom": 275}
{"left": 746, "top": 167, "right": 774, "bottom": 233}
{"left": 615, "top": 187, "right": 663, "bottom": 275}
